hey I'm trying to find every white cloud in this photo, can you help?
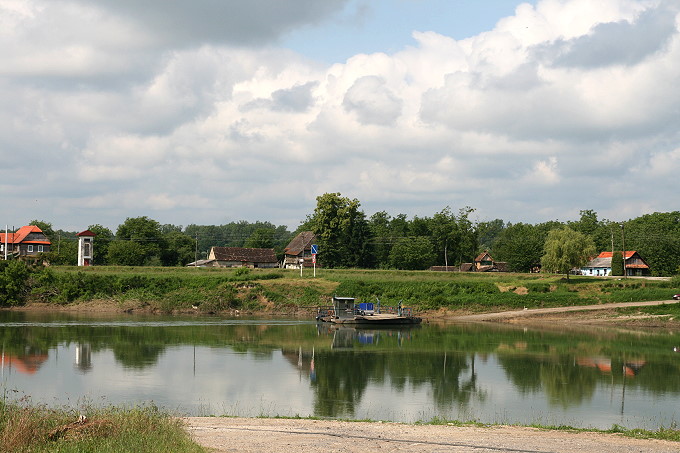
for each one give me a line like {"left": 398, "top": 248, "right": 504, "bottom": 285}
{"left": 1, "top": 0, "right": 679, "bottom": 230}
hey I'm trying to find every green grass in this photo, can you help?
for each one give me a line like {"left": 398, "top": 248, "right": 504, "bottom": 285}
{"left": 0, "top": 401, "right": 205, "bottom": 453}
{"left": 10, "top": 264, "right": 680, "bottom": 315}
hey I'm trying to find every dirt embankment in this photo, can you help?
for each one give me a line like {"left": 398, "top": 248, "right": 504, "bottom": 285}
{"left": 10, "top": 299, "right": 680, "bottom": 328}
{"left": 183, "top": 417, "right": 679, "bottom": 453}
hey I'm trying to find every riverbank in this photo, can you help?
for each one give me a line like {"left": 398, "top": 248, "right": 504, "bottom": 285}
{"left": 183, "top": 417, "right": 680, "bottom": 453}
{"left": 10, "top": 297, "right": 680, "bottom": 330}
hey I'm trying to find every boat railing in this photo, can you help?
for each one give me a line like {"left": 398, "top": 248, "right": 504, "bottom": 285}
{"left": 316, "top": 306, "right": 335, "bottom": 318}
{"left": 382, "top": 306, "right": 414, "bottom": 317}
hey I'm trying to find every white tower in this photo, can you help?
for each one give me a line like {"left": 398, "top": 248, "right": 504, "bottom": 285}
{"left": 77, "top": 230, "right": 96, "bottom": 266}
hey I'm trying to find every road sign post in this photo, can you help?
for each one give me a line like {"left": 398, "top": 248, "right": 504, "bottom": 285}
{"left": 311, "top": 244, "right": 318, "bottom": 278}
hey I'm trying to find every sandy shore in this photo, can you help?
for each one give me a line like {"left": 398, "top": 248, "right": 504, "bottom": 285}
{"left": 183, "top": 417, "right": 679, "bottom": 453}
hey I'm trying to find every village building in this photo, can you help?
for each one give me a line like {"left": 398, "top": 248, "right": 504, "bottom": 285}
{"left": 189, "top": 246, "right": 278, "bottom": 268}
{"left": 430, "top": 251, "right": 508, "bottom": 272}
{"left": 0, "top": 225, "right": 51, "bottom": 261}
{"left": 77, "top": 230, "right": 96, "bottom": 266}
{"left": 581, "top": 251, "right": 650, "bottom": 277}
{"left": 283, "top": 231, "right": 317, "bottom": 269}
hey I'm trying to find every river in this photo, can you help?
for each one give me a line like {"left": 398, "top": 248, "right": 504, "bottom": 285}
{"left": 1, "top": 310, "right": 679, "bottom": 430}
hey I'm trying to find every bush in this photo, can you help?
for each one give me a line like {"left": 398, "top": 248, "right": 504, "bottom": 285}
{"left": 0, "top": 261, "right": 32, "bottom": 306}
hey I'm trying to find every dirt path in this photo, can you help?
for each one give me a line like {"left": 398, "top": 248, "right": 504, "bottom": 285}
{"left": 183, "top": 417, "right": 678, "bottom": 453}
{"left": 446, "top": 299, "right": 680, "bottom": 322}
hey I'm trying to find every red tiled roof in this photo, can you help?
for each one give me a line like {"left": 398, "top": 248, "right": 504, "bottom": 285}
{"left": 0, "top": 225, "right": 50, "bottom": 245}
{"left": 77, "top": 230, "right": 97, "bottom": 237}
{"left": 598, "top": 251, "right": 636, "bottom": 259}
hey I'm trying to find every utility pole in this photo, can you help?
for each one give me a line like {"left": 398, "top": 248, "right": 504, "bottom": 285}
{"left": 620, "top": 223, "right": 626, "bottom": 277}
{"left": 194, "top": 234, "right": 198, "bottom": 269}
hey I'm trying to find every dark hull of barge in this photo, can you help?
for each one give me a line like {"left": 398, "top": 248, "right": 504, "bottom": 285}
{"left": 317, "top": 314, "right": 422, "bottom": 325}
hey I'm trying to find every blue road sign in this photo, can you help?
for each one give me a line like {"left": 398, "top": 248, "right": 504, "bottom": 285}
{"left": 311, "top": 244, "right": 318, "bottom": 255}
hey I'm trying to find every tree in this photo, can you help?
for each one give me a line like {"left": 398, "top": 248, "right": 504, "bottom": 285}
{"left": 88, "top": 224, "right": 114, "bottom": 266}
{"left": 611, "top": 251, "right": 624, "bottom": 276}
{"left": 623, "top": 212, "right": 680, "bottom": 276}
{"left": 389, "top": 237, "right": 436, "bottom": 270}
{"left": 107, "top": 240, "right": 147, "bottom": 266}
{"left": 309, "top": 193, "right": 372, "bottom": 268}
{"left": 368, "top": 211, "right": 393, "bottom": 267}
{"left": 245, "top": 228, "right": 275, "bottom": 248}
{"left": 477, "top": 219, "right": 505, "bottom": 253}
{"left": 493, "top": 223, "right": 545, "bottom": 272}
{"left": 115, "top": 216, "right": 164, "bottom": 265}
{"left": 161, "top": 231, "right": 196, "bottom": 266}
{"left": 541, "top": 227, "right": 596, "bottom": 279}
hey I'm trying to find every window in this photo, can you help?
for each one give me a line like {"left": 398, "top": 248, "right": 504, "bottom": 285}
{"left": 38, "top": 245, "right": 44, "bottom": 252}
{"left": 28, "top": 245, "right": 34, "bottom": 253}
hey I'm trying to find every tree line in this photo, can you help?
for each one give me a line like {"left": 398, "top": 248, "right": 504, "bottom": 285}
{"left": 22, "top": 193, "right": 680, "bottom": 275}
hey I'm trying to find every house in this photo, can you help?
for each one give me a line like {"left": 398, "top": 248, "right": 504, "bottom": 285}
{"left": 458, "top": 251, "right": 508, "bottom": 272}
{"left": 429, "top": 251, "right": 507, "bottom": 273}
{"left": 205, "top": 246, "right": 278, "bottom": 268}
{"left": 0, "top": 225, "right": 51, "bottom": 260}
{"left": 283, "top": 231, "right": 317, "bottom": 269}
{"left": 581, "top": 251, "right": 650, "bottom": 277}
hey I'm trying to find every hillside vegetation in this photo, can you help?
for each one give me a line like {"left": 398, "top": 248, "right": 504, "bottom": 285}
{"left": 2, "top": 262, "right": 679, "bottom": 314}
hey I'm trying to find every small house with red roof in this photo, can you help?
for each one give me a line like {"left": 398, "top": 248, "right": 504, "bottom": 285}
{"left": 581, "top": 251, "right": 650, "bottom": 277}
{"left": 77, "top": 229, "right": 96, "bottom": 266}
{"left": 0, "top": 225, "right": 51, "bottom": 260}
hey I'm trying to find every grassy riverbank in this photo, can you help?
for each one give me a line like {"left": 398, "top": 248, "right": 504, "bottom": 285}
{"left": 2, "top": 404, "right": 678, "bottom": 453}
{"left": 8, "top": 264, "right": 680, "bottom": 314}
{"left": 0, "top": 401, "right": 205, "bottom": 453}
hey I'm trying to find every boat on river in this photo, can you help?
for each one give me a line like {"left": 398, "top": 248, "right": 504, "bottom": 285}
{"left": 316, "top": 296, "right": 422, "bottom": 325}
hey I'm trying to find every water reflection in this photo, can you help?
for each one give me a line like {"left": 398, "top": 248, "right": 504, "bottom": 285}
{"left": 1, "top": 311, "right": 679, "bottom": 430}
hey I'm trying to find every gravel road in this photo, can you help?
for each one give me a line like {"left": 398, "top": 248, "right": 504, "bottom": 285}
{"left": 183, "top": 417, "right": 679, "bottom": 453}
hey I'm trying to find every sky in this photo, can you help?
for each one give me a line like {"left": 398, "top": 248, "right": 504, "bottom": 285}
{"left": 1, "top": 0, "right": 678, "bottom": 232}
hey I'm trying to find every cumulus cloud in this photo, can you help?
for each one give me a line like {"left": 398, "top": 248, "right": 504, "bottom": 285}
{"left": 1, "top": 0, "right": 679, "bottom": 230}
{"left": 343, "top": 76, "right": 403, "bottom": 126}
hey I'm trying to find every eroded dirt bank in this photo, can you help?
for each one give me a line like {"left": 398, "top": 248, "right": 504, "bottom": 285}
{"left": 183, "top": 417, "right": 678, "bottom": 453}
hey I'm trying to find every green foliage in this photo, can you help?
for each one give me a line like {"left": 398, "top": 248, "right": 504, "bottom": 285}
{"left": 0, "top": 261, "right": 32, "bottom": 306}
{"left": 88, "top": 224, "right": 114, "bottom": 265}
{"left": 244, "top": 228, "right": 275, "bottom": 248}
{"left": 541, "top": 227, "right": 596, "bottom": 279}
{"left": 611, "top": 251, "right": 624, "bottom": 276}
{"left": 309, "top": 193, "right": 373, "bottom": 268}
{"left": 185, "top": 220, "right": 293, "bottom": 260}
{"left": 115, "top": 216, "right": 165, "bottom": 265}
{"left": 388, "top": 237, "right": 436, "bottom": 270}
{"left": 493, "top": 222, "right": 551, "bottom": 272}
{"left": 43, "top": 239, "right": 78, "bottom": 265}
{"left": 622, "top": 212, "right": 680, "bottom": 276}
{"left": 107, "top": 240, "right": 148, "bottom": 266}
{"left": 160, "top": 231, "right": 196, "bottom": 266}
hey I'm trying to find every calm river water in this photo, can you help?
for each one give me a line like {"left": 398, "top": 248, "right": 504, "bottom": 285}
{"left": 1, "top": 311, "right": 679, "bottom": 430}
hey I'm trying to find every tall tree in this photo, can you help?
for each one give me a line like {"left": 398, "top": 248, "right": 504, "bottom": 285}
{"left": 623, "top": 212, "right": 680, "bottom": 276}
{"left": 309, "top": 193, "right": 371, "bottom": 268}
{"left": 389, "top": 236, "right": 436, "bottom": 270}
{"left": 114, "top": 216, "right": 165, "bottom": 266}
{"left": 244, "top": 228, "right": 275, "bottom": 248}
{"left": 541, "top": 227, "right": 596, "bottom": 280}
{"left": 88, "top": 224, "right": 113, "bottom": 266}
{"left": 493, "top": 223, "right": 545, "bottom": 272}
{"left": 476, "top": 219, "right": 505, "bottom": 254}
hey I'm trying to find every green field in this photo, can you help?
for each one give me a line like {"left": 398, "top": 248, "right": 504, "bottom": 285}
{"left": 5, "top": 263, "right": 678, "bottom": 314}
